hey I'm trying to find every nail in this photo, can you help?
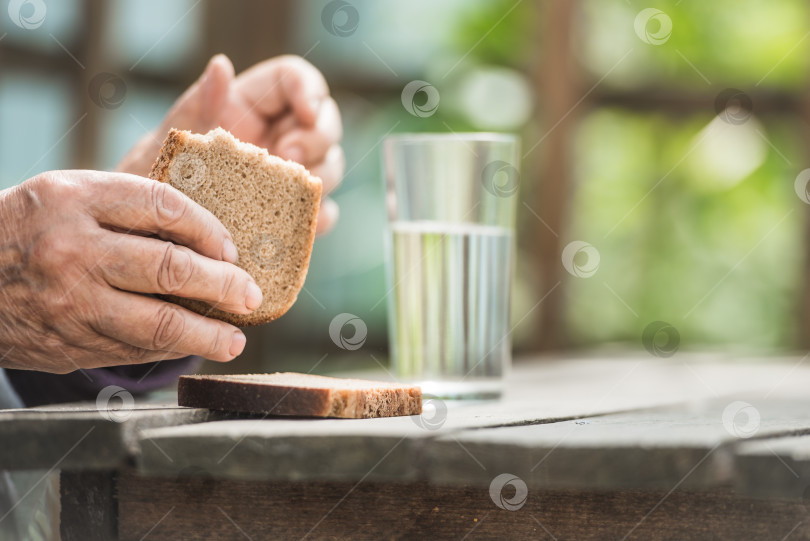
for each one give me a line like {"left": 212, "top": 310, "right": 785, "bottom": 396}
{"left": 283, "top": 145, "right": 305, "bottom": 163}
{"left": 223, "top": 238, "right": 238, "bottom": 263}
{"left": 245, "top": 281, "right": 263, "bottom": 311}
{"left": 229, "top": 331, "right": 246, "bottom": 357}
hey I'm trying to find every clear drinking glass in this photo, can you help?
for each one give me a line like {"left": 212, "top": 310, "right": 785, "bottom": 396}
{"left": 382, "top": 133, "right": 520, "bottom": 399}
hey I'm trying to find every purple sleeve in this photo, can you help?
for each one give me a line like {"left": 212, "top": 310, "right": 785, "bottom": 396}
{"left": 4, "top": 357, "right": 203, "bottom": 407}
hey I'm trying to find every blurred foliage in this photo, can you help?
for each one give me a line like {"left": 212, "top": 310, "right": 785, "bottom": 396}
{"left": 447, "top": 0, "right": 537, "bottom": 69}
{"left": 581, "top": 0, "right": 810, "bottom": 90}
{"left": 568, "top": 110, "right": 804, "bottom": 351}
{"left": 567, "top": 0, "right": 809, "bottom": 351}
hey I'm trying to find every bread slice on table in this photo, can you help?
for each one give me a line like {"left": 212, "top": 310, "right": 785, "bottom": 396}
{"left": 149, "top": 128, "right": 322, "bottom": 326}
{"left": 178, "top": 372, "right": 422, "bottom": 418}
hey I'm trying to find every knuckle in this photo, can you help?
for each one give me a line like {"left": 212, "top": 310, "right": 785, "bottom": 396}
{"left": 330, "top": 145, "right": 346, "bottom": 172}
{"left": 207, "top": 328, "right": 224, "bottom": 358}
{"left": 124, "top": 345, "right": 151, "bottom": 363}
{"left": 31, "top": 229, "right": 80, "bottom": 272}
{"left": 151, "top": 304, "right": 185, "bottom": 351}
{"left": 329, "top": 110, "right": 344, "bottom": 142}
{"left": 200, "top": 215, "right": 217, "bottom": 247}
{"left": 27, "top": 171, "right": 81, "bottom": 207}
{"left": 276, "top": 55, "right": 327, "bottom": 90}
{"left": 157, "top": 245, "right": 194, "bottom": 294}
{"left": 151, "top": 182, "right": 187, "bottom": 226}
{"left": 218, "top": 270, "right": 239, "bottom": 306}
{"left": 277, "top": 54, "right": 307, "bottom": 69}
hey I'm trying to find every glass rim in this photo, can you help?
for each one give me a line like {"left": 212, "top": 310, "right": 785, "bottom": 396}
{"left": 384, "top": 132, "right": 519, "bottom": 144}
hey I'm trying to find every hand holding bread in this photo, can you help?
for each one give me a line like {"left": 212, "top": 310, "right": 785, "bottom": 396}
{"left": 118, "top": 54, "right": 344, "bottom": 234}
{"left": 0, "top": 171, "right": 253, "bottom": 372}
{"left": 0, "top": 53, "right": 342, "bottom": 373}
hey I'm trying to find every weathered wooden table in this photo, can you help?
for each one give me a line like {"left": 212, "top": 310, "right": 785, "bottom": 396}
{"left": 3, "top": 354, "right": 810, "bottom": 540}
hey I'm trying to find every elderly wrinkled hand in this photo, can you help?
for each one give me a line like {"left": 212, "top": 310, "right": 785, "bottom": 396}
{"left": 119, "top": 54, "right": 344, "bottom": 234}
{"left": 0, "top": 54, "right": 342, "bottom": 374}
{"left": 0, "top": 171, "right": 258, "bottom": 373}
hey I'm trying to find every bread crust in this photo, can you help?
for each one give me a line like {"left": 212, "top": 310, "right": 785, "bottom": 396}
{"left": 178, "top": 373, "right": 423, "bottom": 419}
{"left": 148, "top": 129, "right": 321, "bottom": 326}
{"left": 148, "top": 128, "right": 183, "bottom": 188}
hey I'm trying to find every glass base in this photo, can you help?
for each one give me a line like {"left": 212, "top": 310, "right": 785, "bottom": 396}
{"left": 414, "top": 379, "right": 503, "bottom": 400}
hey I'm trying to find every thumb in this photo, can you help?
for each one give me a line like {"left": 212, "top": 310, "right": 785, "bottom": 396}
{"left": 162, "top": 54, "right": 234, "bottom": 133}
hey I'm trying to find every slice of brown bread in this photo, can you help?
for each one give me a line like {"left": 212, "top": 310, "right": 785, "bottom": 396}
{"left": 149, "top": 128, "right": 321, "bottom": 325}
{"left": 178, "top": 372, "right": 423, "bottom": 418}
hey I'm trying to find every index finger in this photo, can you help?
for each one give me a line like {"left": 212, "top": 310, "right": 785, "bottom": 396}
{"left": 82, "top": 171, "right": 238, "bottom": 264}
{"left": 234, "top": 55, "right": 329, "bottom": 127}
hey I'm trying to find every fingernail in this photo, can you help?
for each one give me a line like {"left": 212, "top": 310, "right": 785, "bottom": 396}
{"left": 283, "top": 145, "right": 305, "bottom": 163}
{"left": 245, "top": 281, "right": 263, "bottom": 311}
{"left": 229, "top": 331, "right": 246, "bottom": 357}
{"left": 223, "top": 238, "right": 238, "bottom": 263}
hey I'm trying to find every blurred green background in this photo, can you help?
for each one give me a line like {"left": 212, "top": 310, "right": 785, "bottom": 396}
{"left": 1, "top": 0, "right": 808, "bottom": 371}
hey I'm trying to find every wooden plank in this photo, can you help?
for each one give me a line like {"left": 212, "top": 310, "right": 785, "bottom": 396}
{"left": 116, "top": 472, "right": 810, "bottom": 541}
{"left": 0, "top": 404, "right": 217, "bottom": 471}
{"left": 2, "top": 355, "right": 807, "bottom": 476}
{"left": 425, "top": 397, "right": 810, "bottom": 491}
{"left": 60, "top": 470, "right": 117, "bottom": 541}
{"left": 131, "top": 358, "right": 693, "bottom": 480}
{"left": 135, "top": 357, "right": 810, "bottom": 484}
{"left": 137, "top": 417, "right": 424, "bottom": 482}
{"left": 734, "top": 434, "right": 810, "bottom": 500}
